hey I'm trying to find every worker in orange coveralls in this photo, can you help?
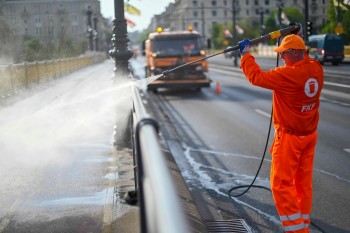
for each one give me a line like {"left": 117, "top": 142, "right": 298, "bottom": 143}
{"left": 238, "top": 34, "right": 324, "bottom": 233}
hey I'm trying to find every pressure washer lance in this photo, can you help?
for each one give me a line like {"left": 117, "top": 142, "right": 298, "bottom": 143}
{"left": 156, "top": 24, "right": 300, "bottom": 79}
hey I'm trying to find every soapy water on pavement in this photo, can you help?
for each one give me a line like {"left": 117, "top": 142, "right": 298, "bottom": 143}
{"left": 0, "top": 69, "right": 134, "bottom": 170}
{"left": 0, "top": 62, "right": 162, "bottom": 171}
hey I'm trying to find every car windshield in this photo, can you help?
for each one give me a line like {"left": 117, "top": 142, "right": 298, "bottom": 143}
{"left": 152, "top": 37, "right": 202, "bottom": 56}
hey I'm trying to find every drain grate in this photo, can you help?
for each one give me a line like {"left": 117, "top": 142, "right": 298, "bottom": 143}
{"left": 205, "top": 219, "right": 253, "bottom": 233}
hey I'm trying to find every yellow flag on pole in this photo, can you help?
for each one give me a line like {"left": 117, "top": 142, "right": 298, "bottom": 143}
{"left": 124, "top": 2, "right": 141, "bottom": 16}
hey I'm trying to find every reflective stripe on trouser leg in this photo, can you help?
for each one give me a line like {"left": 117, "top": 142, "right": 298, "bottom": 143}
{"left": 303, "top": 214, "right": 310, "bottom": 231}
{"left": 270, "top": 130, "right": 309, "bottom": 233}
{"left": 280, "top": 212, "right": 305, "bottom": 232}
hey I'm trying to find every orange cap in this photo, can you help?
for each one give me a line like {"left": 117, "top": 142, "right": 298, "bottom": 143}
{"left": 274, "top": 34, "right": 306, "bottom": 53}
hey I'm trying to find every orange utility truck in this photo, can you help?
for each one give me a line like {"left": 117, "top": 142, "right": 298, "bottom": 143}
{"left": 144, "top": 27, "right": 211, "bottom": 91}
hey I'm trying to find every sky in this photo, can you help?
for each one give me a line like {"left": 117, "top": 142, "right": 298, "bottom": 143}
{"left": 100, "top": 0, "right": 174, "bottom": 32}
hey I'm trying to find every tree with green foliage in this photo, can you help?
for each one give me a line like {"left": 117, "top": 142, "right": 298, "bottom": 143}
{"left": 210, "top": 7, "right": 304, "bottom": 48}
{"left": 264, "top": 7, "right": 303, "bottom": 45}
{"left": 321, "top": 0, "right": 350, "bottom": 44}
{"left": 210, "top": 17, "right": 261, "bottom": 50}
{"left": 22, "top": 38, "right": 88, "bottom": 62}
{"left": 211, "top": 23, "right": 226, "bottom": 49}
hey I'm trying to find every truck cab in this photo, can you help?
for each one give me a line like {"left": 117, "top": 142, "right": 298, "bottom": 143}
{"left": 144, "top": 27, "right": 210, "bottom": 92}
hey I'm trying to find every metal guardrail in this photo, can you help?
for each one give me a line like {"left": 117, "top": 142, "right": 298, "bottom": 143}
{"left": 0, "top": 53, "right": 106, "bottom": 97}
{"left": 131, "top": 85, "right": 190, "bottom": 233}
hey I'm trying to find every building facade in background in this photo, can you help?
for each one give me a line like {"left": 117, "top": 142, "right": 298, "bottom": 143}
{"left": 0, "top": 0, "right": 109, "bottom": 52}
{"left": 148, "top": 0, "right": 329, "bottom": 44}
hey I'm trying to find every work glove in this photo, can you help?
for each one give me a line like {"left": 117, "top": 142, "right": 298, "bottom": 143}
{"left": 289, "top": 22, "right": 303, "bottom": 37}
{"left": 239, "top": 39, "right": 251, "bottom": 56}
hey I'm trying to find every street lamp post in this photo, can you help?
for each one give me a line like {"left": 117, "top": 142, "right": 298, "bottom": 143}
{"left": 109, "top": 0, "right": 133, "bottom": 76}
{"left": 260, "top": 7, "right": 265, "bottom": 35}
{"left": 232, "top": 0, "right": 238, "bottom": 67}
{"left": 93, "top": 14, "right": 98, "bottom": 51}
{"left": 304, "top": 0, "right": 309, "bottom": 42}
{"left": 276, "top": 0, "right": 284, "bottom": 28}
{"left": 201, "top": 2, "right": 206, "bottom": 45}
{"left": 86, "top": 6, "right": 93, "bottom": 51}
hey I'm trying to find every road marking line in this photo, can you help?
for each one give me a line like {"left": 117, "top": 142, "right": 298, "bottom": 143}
{"left": 324, "top": 81, "right": 350, "bottom": 89}
{"left": 255, "top": 109, "right": 271, "bottom": 118}
{"left": 320, "top": 96, "right": 350, "bottom": 107}
{"left": 344, "top": 148, "right": 350, "bottom": 154}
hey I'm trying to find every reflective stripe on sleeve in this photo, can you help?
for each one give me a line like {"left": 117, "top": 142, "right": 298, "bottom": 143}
{"left": 302, "top": 214, "right": 310, "bottom": 220}
{"left": 283, "top": 222, "right": 305, "bottom": 232}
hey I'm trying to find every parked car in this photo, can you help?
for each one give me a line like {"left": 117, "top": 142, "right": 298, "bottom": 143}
{"left": 308, "top": 34, "right": 344, "bottom": 65}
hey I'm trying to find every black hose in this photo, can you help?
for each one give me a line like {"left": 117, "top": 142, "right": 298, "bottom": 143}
{"left": 227, "top": 104, "right": 273, "bottom": 198}
{"left": 227, "top": 37, "right": 278, "bottom": 198}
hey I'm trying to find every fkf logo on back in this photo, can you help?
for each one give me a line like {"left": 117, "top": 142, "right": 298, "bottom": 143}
{"left": 301, "top": 78, "right": 319, "bottom": 113}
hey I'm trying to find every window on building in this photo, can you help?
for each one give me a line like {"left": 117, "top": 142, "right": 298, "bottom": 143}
{"left": 246, "top": 0, "right": 249, "bottom": 5}
{"left": 193, "top": 0, "right": 197, "bottom": 7}
{"left": 48, "top": 26, "right": 54, "bottom": 36}
{"left": 193, "top": 11, "right": 198, "bottom": 17}
{"left": 194, "top": 22, "right": 198, "bottom": 29}
{"left": 36, "top": 27, "right": 41, "bottom": 36}
{"left": 246, "top": 9, "right": 249, "bottom": 15}
{"left": 46, "top": 4, "right": 52, "bottom": 13}
{"left": 72, "top": 25, "right": 78, "bottom": 34}
{"left": 59, "top": 3, "right": 65, "bottom": 12}
{"left": 224, "top": 0, "right": 227, "bottom": 6}
{"left": 34, "top": 4, "right": 40, "bottom": 13}
{"left": 265, "top": 0, "right": 269, "bottom": 5}
{"left": 254, "top": 0, "right": 259, "bottom": 5}
{"left": 11, "top": 16, "right": 16, "bottom": 25}
{"left": 212, "top": 0, "right": 216, "bottom": 6}
{"left": 212, "top": 10, "right": 217, "bottom": 17}
{"left": 224, "top": 10, "right": 227, "bottom": 17}
{"left": 72, "top": 14, "right": 77, "bottom": 21}
{"left": 35, "top": 16, "right": 41, "bottom": 23}
{"left": 9, "top": 5, "right": 16, "bottom": 14}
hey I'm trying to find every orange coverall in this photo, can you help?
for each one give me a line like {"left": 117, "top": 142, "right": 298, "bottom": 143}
{"left": 240, "top": 54, "right": 324, "bottom": 233}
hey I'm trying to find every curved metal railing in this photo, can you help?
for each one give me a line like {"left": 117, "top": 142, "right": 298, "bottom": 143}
{"left": 131, "top": 85, "right": 190, "bottom": 233}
